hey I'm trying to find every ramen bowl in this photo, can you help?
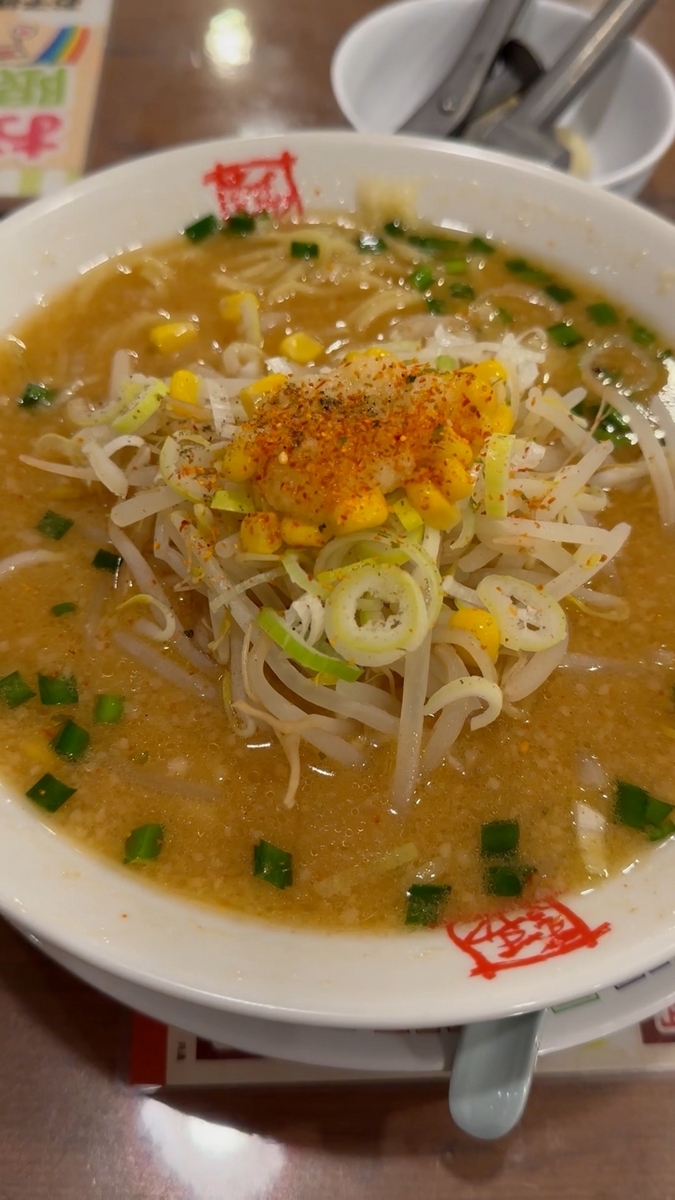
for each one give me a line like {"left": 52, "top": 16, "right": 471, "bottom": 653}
{"left": 2, "top": 131, "right": 675, "bottom": 1036}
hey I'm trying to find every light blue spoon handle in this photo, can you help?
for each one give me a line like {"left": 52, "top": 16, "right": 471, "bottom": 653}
{"left": 448, "top": 1009, "right": 544, "bottom": 1140}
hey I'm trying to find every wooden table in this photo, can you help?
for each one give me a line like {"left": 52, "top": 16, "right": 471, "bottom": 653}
{"left": 3, "top": 1, "right": 675, "bottom": 1196}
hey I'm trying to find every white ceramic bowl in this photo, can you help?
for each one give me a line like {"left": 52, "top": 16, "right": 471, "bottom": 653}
{"left": 331, "top": 0, "right": 675, "bottom": 198}
{"left": 3, "top": 131, "right": 675, "bottom": 1034}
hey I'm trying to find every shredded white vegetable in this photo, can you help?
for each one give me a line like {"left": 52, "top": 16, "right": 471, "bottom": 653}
{"left": 0, "top": 549, "right": 62, "bottom": 579}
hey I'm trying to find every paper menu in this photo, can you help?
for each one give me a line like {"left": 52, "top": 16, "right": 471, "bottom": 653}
{"left": 0, "top": 0, "right": 112, "bottom": 197}
{"left": 129, "top": 1005, "right": 675, "bottom": 1089}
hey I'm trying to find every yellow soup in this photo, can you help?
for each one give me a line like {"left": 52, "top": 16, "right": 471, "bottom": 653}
{"left": 0, "top": 209, "right": 673, "bottom": 931}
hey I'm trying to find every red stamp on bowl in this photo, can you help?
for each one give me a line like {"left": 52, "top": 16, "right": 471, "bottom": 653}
{"left": 447, "top": 899, "right": 611, "bottom": 980}
{"left": 203, "top": 150, "right": 302, "bottom": 220}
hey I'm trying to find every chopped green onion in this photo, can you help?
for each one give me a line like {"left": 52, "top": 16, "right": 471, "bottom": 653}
{"left": 383, "top": 220, "right": 406, "bottom": 237}
{"left": 407, "top": 234, "right": 459, "bottom": 253}
{"left": 124, "top": 823, "right": 164, "bottom": 864}
{"left": 587, "top": 302, "right": 619, "bottom": 326}
{"left": 94, "top": 694, "right": 125, "bottom": 723}
{"left": 449, "top": 282, "right": 475, "bottom": 300}
{"left": 51, "top": 602, "right": 77, "bottom": 617}
{"left": 548, "top": 322, "right": 584, "bottom": 348}
{"left": 290, "top": 241, "right": 319, "bottom": 259}
{"left": 629, "top": 319, "right": 655, "bottom": 346}
{"left": 497, "top": 307, "right": 513, "bottom": 323}
{"left": 594, "top": 407, "right": 631, "bottom": 449}
{"left": 51, "top": 719, "right": 90, "bottom": 761}
{"left": 648, "top": 820, "right": 675, "bottom": 842}
{"left": 614, "top": 780, "right": 651, "bottom": 828}
{"left": 485, "top": 864, "right": 532, "bottom": 897}
{"left": 224, "top": 212, "right": 256, "bottom": 234}
{"left": 445, "top": 258, "right": 467, "bottom": 275}
{"left": 613, "top": 780, "right": 674, "bottom": 834}
{"left": 468, "top": 236, "right": 495, "bottom": 255}
{"left": 183, "top": 214, "right": 220, "bottom": 242}
{"left": 18, "top": 382, "right": 56, "bottom": 408}
{"left": 0, "top": 670, "right": 35, "bottom": 708}
{"left": 645, "top": 796, "right": 675, "bottom": 825}
{"left": 545, "top": 284, "right": 575, "bottom": 303}
{"left": 435, "top": 355, "right": 457, "bottom": 372}
{"left": 92, "top": 549, "right": 122, "bottom": 574}
{"left": 426, "top": 298, "right": 445, "bottom": 315}
{"left": 405, "top": 883, "right": 451, "bottom": 926}
{"left": 505, "top": 258, "right": 551, "bottom": 285}
{"left": 253, "top": 838, "right": 293, "bottom": 889}
{"left": 481, "top": 819, "right": 519, "bottom": 857}
{"left": 26, "top": 772, "right": 76, "bottom": 812}
{"left": 257, "top": 607, "right": 362, "bottom": 681}
{"left": 35, "top": 509, "right": 73, "bottom": 540}
{"left": 356, "top": 233, "right": 386, "bottom": 253}
{"left": 38, "top": 672, "right": 78, "bottom": 705}
{"left": 409, "top": 265, "right": 434, "bottom": 291}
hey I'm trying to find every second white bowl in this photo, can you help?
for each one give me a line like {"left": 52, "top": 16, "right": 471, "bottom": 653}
{"left": 331, "top": 0, "right": 675, "bottom": 198}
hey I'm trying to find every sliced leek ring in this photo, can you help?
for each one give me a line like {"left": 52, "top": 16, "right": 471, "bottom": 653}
{"left": 424, "top": 676, "right": 502, "bottom": 731}
{"left": 476, "top": 573, "right": 567, "bottom": 652}
{"left": 484, "top": 432, "right": 515, "bottom": 519}
{"left": 159, "top": 434, "right": 217, "bottom": 502}
{"left": 112, "top": 379, "right": 167, "bottom": 434}
{"left": 324, "top": 562, "right": 428, "bottom": 668}
{"left": 257, "top": 607, "right": 362, "bottom": 681}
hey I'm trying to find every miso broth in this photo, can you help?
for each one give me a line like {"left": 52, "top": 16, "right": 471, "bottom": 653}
{"left": 0, "top": 211, "right": 673, "bottom": 931}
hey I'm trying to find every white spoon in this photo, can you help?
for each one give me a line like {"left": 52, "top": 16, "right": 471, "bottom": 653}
{"left": 448, "top": 1009, "right": 544, "bottom": 1140}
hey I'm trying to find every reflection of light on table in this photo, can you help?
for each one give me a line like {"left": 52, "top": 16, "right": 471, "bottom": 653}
{"left": 205, "top": 8, "right": 252, "bottom": 71}
{"left": 139, "top": 1098, "right": 285, "bottom": 1199}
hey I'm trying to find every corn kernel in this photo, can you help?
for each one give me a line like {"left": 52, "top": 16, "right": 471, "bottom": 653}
{"left": 473, "top": 358, "right": 507, "bottom": 385}
{"left": 405, "top": 482, "right": 459, "bottom": 532}
{"left": 50, "top": 483, "right": 81, "bottom": 501}
{"left": 19, "top": 738, "right": 55, "bottom": 769}
{"left": 218, "top": 439, "right": 258, "bottom": 483}
{"left": 149, "top": 321, "right": 198, "bottom": 354}
{"left": 454, "top": 366, "right": 494, "bottom": 411}
{"left": 343, "top": 347, "right": 392, "bottom": 363}
{"left": 490, "top": 403, "right": 515, "bottom": 434}
{"left": 332, "top": 488, "right": 389, "bottom": 534}
{"left": 169, "top": 369, "right": 199, "bottom": 405}
{"left": 434, "top": 428, "right": 473, "bottom": 467}
{"left": 280, "top": 332, "right": 324, "bottom": 365}
{"left": 280, "top": 516, "right": 329, "bottom": 548}
{"left": 449, "top": 607, "right": 500, "bottom": 662}
{"left": 239, "top": 373, "right": 287, "bottom": 418}
{"left": 219, "top": 291, "right": 257, "bottom": 322}
{"left": 239, "top": 512, "right": 283, "bottom": 554}
{"left": 438, "top": 457, "right": 473, "bottom": 501}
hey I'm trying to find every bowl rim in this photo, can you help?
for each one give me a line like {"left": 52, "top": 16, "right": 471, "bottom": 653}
{"left": 330, "top": 0, "right": 675, "bottom": 190}
{"left": 3, "top": 129, "right": 675, "bottom": 1029}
